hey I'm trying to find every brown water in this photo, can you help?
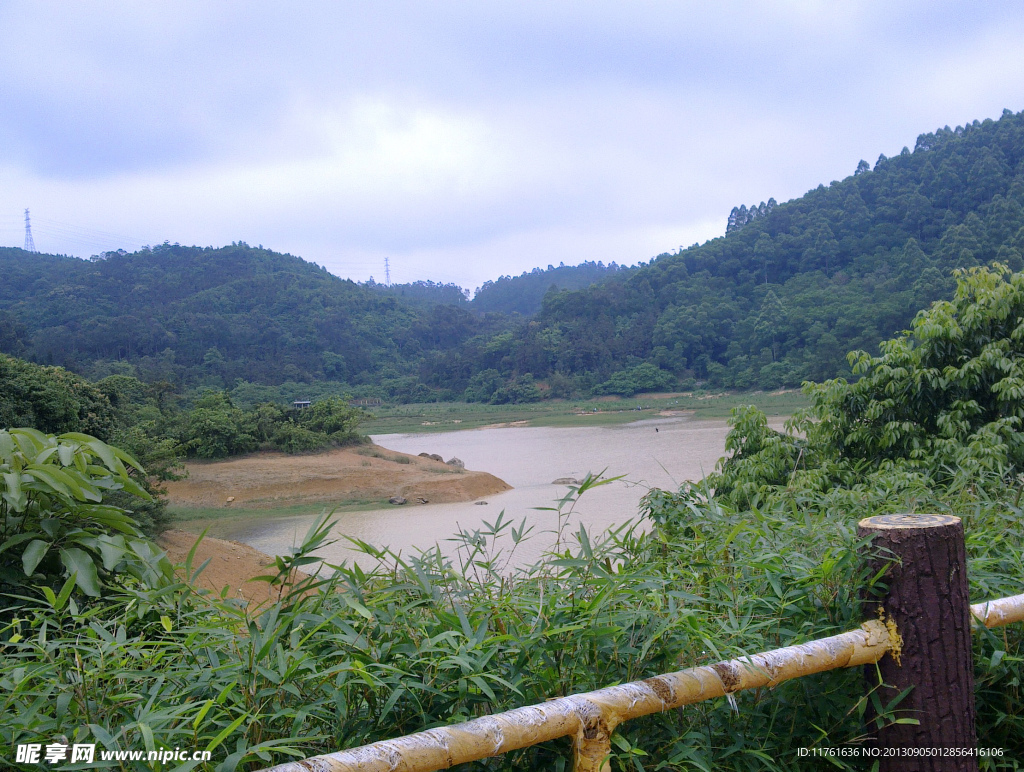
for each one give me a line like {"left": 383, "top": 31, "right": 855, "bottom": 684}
{"left": 232, "top": 416, "right": 772, "bottom": 568}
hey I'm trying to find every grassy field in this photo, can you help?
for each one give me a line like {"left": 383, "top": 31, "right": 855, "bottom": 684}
{"left": 362, "top": 389, "right": 808, "bottom": 435}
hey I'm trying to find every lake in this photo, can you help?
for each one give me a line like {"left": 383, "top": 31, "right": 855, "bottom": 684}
{"left": 232, "top": 415, "right": 777, "bottom": 569}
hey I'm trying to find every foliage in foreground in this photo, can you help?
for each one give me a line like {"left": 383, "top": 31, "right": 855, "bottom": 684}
{"left": 1, "top": 475, "right": 1022, "bottom": 771}
{"left": 0, "top": 428, "right": 168, "bottom": 601}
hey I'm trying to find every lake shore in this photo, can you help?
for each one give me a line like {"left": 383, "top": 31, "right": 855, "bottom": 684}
{"left": 157, "top": 529, "right": 298, "bottom": 606}
{"left": 163, "top": 403, "right": 792, "bottom": 569}
{"left": 164, "top": 443, "right": 512, "bottom": 512}
{"left": 220, "top": 415, "right": 787, "bottom": 570}
{"left": 360, "top": 389, "right": 805, "bottom": 435}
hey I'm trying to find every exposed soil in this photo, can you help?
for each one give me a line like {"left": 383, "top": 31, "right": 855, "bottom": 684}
{"left": 164, "top": 444, "right": 511, "bottom": 509}
{"left": 157, "top": 529, "right": 302, "bottom": 606}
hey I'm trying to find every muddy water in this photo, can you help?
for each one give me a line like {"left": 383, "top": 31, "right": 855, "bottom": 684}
{"left": 234, "top": 416, "right": 768, "bottom": 569}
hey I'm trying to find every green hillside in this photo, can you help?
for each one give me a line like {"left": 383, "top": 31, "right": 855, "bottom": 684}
{"left": 367, "top": 279, "right": 471, "bottom": 310}
{"left": 363, "top": 261, "right": 631, "bottom": 316}
{"left": 0, "top": 242, "right": 499, "bottom": 401}
{"left": 504, "top": 109, "right": 1024, "bottom": 392}
{"left": 470, "top": 260, "right": 630, "bottom": 316}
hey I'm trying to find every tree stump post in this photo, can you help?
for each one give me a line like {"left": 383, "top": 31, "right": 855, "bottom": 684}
{"left": 857, "top": 513, "right": 976, "bottom": 770}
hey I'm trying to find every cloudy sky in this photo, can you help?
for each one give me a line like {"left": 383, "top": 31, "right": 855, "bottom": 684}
{"left": 1, "top": 2, "right": 1023, "bottom": 291}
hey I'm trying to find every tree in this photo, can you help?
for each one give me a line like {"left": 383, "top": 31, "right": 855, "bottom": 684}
{"left": 753, "top": 234, "right": 774, "bottom": 285}
{"left": 464, "top": 369, "right": 504, "bottom": 403}
{"left": 710, "top": 264, "right": 1024, "bottom": 507}
{"left": 753, "top": 290, "right": 787, "bottom": 362}
{"left": 297, "top": 396, "right": 363, "bottom": 445}
{"left": 179, "top": 390, "right": 256, "bottom": 458}
{"left": 489, "top": 374, "right": 542, "bottom": 404}
{"left": 810, "top": 264, "right": 1024, "bottom": 473}
{"left": 0, "top": 310, "right": 27, "bottom": 357}
{"left": 0, "top": 355, "right": 117, "bottom": 439}
{"left": 594, "top": 363, "right": 674, "bottom": 396}
{"left": 0, "top": 428, "right": 170, "bottom": 598}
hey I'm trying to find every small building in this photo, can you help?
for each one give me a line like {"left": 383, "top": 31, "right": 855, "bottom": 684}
{"left": 292, "top": 400, "right": 311, "bottom": 410}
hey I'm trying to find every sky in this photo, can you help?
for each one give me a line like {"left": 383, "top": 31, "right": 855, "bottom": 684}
{"left": 2, "top": 2, "right": 1024, "bottom": 293}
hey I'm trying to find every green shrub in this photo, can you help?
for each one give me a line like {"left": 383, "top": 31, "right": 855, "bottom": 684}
{"left": 179, "top": 391, "right": 257, "bottom": 458}
{"left": 0, "top": 428, "right": 170, "bottom": 600}
{"left": 297, "top": 396, "right": 363, "bottom": 445}
{"left": 464, "top": 368, "right": 504, "bottom": 403}
{"left": 594, "top": 363, "right": 675, "bottom": 396}
{"left": 489, "top": 374, "right": 541, "bottom": 404}
{"left": 270, "top": 424, "right": 329, "bottom": 453}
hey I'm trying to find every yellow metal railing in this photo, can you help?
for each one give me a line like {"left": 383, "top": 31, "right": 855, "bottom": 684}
{"left": 261, "top": 593, "right": 1024, "bottom": 772}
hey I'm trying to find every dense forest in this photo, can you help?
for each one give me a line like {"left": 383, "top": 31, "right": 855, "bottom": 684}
{"left": 469, "top": 260, "right": 629, "bottom": 316}
{"left": 366, "top": 279, "right": 471, "bottom": 310}
{"left": 0, "top": 243, "right": 507, "bottom": 403}
{"left": 500, "top": 109, "right": 1024, "bottom": 393}
{"left": 362, "top": 260, "right": 627, "bottom": 316}
{"left": 3, "top": 109, "right": 1024, "bottom": 402}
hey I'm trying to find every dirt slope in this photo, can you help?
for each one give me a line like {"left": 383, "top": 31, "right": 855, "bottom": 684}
{"left": 164, "top": 444, "right": 511, "bottom": 509}
{"left": 157, "top": 529, "right": 301, "bottom": 606}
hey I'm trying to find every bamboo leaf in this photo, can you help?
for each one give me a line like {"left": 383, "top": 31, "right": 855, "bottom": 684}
{"left": 21, "top": 539, "right": 49, "bottom": 576}
{"left": 206, "top": 712, "right": 249, "bottom": 753}
{"left": 59, "top": 548, "right": 101, "bottom": 597}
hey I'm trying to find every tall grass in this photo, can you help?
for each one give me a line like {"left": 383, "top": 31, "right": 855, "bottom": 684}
{"left": 2, "top": 474, "right": 1022, "bottom": 771}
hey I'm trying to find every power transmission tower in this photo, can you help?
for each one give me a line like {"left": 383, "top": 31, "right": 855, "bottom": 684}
{"left": 24, "top": 208, "right": 36, "bottom": 253}
{"left": 384, "top": 257, "right": 391, "bottom": 287}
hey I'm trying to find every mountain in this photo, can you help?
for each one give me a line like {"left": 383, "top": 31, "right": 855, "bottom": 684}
{"left": 362, "top": 262, "right": 632, "bottom": 317}
{"left": 3, "top": 109, "right": 1024, "bottom": 401}
{"left": 487, "top": 109, "right": 1024, "bottom": 392}
{"left": 0, "top": 242, "right": 500, "bottom": 401}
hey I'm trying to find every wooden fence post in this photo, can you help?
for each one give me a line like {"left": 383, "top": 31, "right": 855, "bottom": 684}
{"left": 858, "top": 514, "right": 977, "bottom": 770}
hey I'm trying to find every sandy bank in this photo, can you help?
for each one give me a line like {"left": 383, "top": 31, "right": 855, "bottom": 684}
{"left": 157, "top": 529, "right": 301, "bottom": 606}
{"left": 164, "top": 444, "right": 511, "bottom": 510}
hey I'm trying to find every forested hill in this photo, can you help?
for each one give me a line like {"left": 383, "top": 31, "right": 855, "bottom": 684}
{"left": 506, "top": 109, "right": 1024, "bottom": 391}
{"left": 0, "top": 243, "right": 504, "bottom": 401}
{"left": 361, "top": 261, "right": 631, "bottom": 316}
{"left": 3, "top": 108, "right": 1024, "bottom": 402}
{"left": 470, "top": 261, "right": 630, "bottom": 315}
{"left": 366, "top": 279, "right": 470, "bottom": 310}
